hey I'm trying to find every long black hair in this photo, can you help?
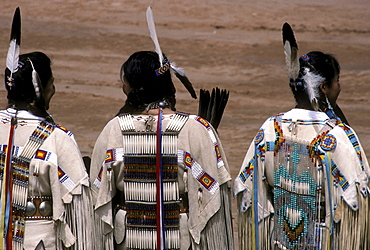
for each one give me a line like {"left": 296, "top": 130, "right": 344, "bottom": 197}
{"left": 5, "top": 51, "right": 52, "bottom": 118}
{"left": 299, "top": 51, "right": 340, "bottom": 88}
{"left": 117, "top": 51, "right": 176, "bottom": 114}
{"left": 291, "top": 51, "right": 348, "bottom": 124}
{"left": 291, "top": 51, "right": 340, "bottom": 110}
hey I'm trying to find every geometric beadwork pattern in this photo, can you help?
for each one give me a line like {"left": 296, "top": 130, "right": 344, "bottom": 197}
{"left": 273, "top": 141, "right": 319, "bottom": 249}
{"left": 254, "top": 128, "right": 264, "bottom": 145}
{"left": 273, "top": 119, "right": 285, "bottom": 156}
{"left": 57, "top": 125, "right": 73, "bottom": 137}
{"left": 91, "top": 147, "right": 135, "bottom": 188}
{"left": 58, "top": 166, "right": 76, "bottom": 191}
{"left": 238, "top": 160, "right": 254, "bottom": 184}
{"left": 320, "top": 134, "right": 337, "bottom": 151}
{"left": 330, "top": 160, "right": 349, "bottom": 191}
{"left": 104, "top": 148, "right": 124, "bottom": 163}
{"left": 194, "top": 116, "right": 224, "bottom": 169}
{"left": 178, "top": 150, "right": 219, "bottom": 194}
{"left": 33, "top": 149, "right": 57, "bottom": 166}
{"left": 93, "top": 166, "right": 103, "bottom": 189}
{"left": 338, "top": 123, "right": 365, "bottom": 171}
{"left": 35, "top": 149, "right": 48, "bottom": 160}
{"left": 309, "top": 131, "right": 329, "bottom": 160}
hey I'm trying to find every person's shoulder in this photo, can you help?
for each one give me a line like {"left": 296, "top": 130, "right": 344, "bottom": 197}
{"left": 185, "top": 114, "right": 215, "bottom": 131}
{"left": 332, "top": 122, "right": 358, "bottom": 137}
{"left": 54, "top": 124, "right": 74, "bottom": 137}
{"left": 96, "top": 116, "right": 123, "bottom": 138}
{"left": 104, "top": 115, "right": 120, "bottom": 127}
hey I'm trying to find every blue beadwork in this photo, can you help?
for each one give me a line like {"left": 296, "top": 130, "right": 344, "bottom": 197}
{"left": 320, "top": 134, "right": 337, "bottom": 151}
{"left": 273, "top": 141, "right": 318, "bottom": 248}
{"left": 254, "top": 128, "right": 264, "bottom": 145}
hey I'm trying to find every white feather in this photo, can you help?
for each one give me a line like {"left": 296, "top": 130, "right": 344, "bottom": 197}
{"left": 32, "top": 70, "right": 41, "bottom": 98}
{"left": 6, "top": 39, "right": 20, "bottom": 74}
{"left": 291, "top": 46, "right": 299, "bottom": 80}
{"left": 146, "top": 6, "right": 163, "bottom": 66}
{"left": 302, "top": 68, "right": 324, "bottom": 111}
{"left": 284, "top": 40, "right": 299, "bottom": 80}
{"left": 29, "top": 59, "right": 41, "bottom": 99}
{"left": 170, "top": 62, "right": 185, "bottom": 76}
{"left": 284, "top": 41, "right": 292, "bottom": 75}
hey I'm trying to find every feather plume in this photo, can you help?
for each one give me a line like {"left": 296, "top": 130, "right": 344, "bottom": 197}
{"left": 302, "top": 68, "right": 324, "bottom": 111}
{"left": 170, "top": 63, "right": 197, "bottom": 99}
{"left": 28, "top": 59, "right": 42, "bottom": 99}
{"left": 146, "top": 6, "right": 197, "bottom": 99}
{"left": 146, "top": 6, "right": 163, "bottom": 66}
{"left": 6, "top": 7, "right": 21, "bottom": 75}
{"left": 282, "top": 22, "right": 299, "bottom": 81}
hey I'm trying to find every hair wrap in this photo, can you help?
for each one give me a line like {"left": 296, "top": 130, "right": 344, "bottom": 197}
{"left": 155, "top": 61, "right": 171, "bottom": 76}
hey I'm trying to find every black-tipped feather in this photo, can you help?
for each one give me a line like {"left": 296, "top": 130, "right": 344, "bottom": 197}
{"left": 282, "top": 22, "right": 297, "bottom": 49}
{"left": 6, "top": 7, "right": 21, "bottom": 74}
{"left": 282, "top": 22, "right": 299, "bottom": 81}
{"left": 172, "top": 69, "right": 197, "bottom": 99}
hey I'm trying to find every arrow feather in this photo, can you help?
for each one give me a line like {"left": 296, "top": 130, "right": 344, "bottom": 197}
{"left": 146, "top": 6, "right": 163, "bottom": 66}
{"left": 282, "top": 22, "right": 299, "bottom": 81}
{"left": 170, "top": 64, "right": 197, "bottom": 99}
{"left": 6, "top": 7, "right": 21, "bottom": 75}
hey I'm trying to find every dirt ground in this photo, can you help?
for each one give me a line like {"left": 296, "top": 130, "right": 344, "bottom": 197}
{"left": 0, "top": 0, "right": 369, "bottom": 248}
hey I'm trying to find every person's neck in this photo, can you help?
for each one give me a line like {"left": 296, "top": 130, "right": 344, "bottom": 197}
{"left": 295, "top": 104, "right": 314, "bottom": 110}
{"left": 136, "top": 108, "right": 175, "bottom": 115}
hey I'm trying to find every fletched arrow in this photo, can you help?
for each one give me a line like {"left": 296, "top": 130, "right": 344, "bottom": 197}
{"left": 198, "top": 87, "right": 229, "bottom": 130}
{"left": 6, "top": 7, "right": 21, "bottom": 76}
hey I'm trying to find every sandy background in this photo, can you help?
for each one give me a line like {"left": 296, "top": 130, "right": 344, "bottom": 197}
{"left": 0, "top": 0, "right": 369, "bottom": 248}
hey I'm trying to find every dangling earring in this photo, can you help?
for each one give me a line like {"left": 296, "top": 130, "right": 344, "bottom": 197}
{"left": 324, "top": 95, "right": 339, "bottom": 121}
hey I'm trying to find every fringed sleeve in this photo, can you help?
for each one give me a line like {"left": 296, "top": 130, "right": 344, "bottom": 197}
{"left": 333, "top": 186, "right": 370, "bottom": 250}
{"left": 56, "top": 185, "right": 96, "bottom": 249}
{"left": 237, "top": 192, "right": 274, "bottom": 250}
{"left": 181, "top": 116, "right": 233, "bottom": 248}
{"left": 90, "top": 118, "right": 121, "bottom": 250}
{"left": 47, "top": 127, "right": 96, "bottom": 249}
{"left": 192, "top": 183, "right": 234, "bottom": 250}
{"left": 233, "top": 119, "right": 276, "bottom": 250}
{"left": 93, "top": 206, "right": 114, "bottom": 250}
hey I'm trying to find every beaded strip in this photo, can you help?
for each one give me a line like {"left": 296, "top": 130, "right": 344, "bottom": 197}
{"left": 155, "top": 61, "right": 171, "bottom": 76}
{"left": 178, "top": 151, "right": 219, "bottom": 194}
{"left": 337, "top": 123, "right": 365, "bottom": 171}
{"left": 193, "top": 116, "right": 224, "bottom": 168}
{"left": 0, "top": 121, "right": 54, "bottom": 249}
